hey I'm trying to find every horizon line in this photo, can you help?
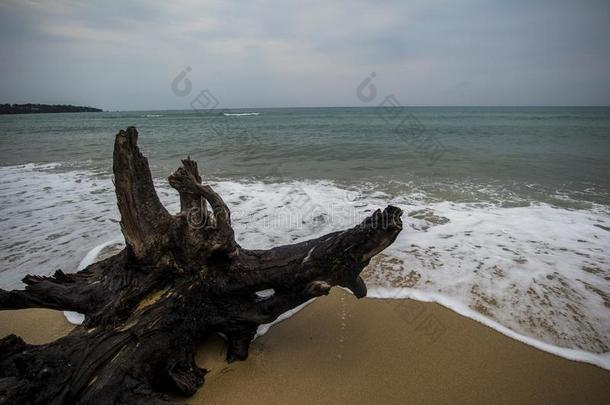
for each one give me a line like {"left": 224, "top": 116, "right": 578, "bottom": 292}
{"left": 104, "top": 105, "right": 610, "bottom": 112}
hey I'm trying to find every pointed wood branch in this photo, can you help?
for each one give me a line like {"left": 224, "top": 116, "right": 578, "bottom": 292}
{"left": 113, "top": 127, "right": 173, "bottom": 262}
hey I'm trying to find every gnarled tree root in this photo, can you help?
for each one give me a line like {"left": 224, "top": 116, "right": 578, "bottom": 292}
{"left": 0, "top": 127, "right": 402, "bottom": 404}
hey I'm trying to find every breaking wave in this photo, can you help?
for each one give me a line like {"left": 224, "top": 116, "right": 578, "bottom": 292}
{"left": 1, "top": 163, "right": 608, "bottom": 368}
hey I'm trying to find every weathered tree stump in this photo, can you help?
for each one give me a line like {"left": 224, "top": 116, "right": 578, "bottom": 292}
{"left": 0, "top": 127, "right": 402, "bottom": 404}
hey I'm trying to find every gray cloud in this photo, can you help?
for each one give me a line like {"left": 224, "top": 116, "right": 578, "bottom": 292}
{"left": 0, "top": 0, "right": 608, "bottom": 110}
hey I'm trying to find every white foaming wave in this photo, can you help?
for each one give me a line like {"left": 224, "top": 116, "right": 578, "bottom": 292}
{"left": 64, "top": 239, "right": 124, "bottom": 325}
{"left": 369, "top": 201, "right": 610, "bottom": 354}
{"left": 63, "top": 311, "right": 85, "bottom": 325}
{"left": 367, "top": 287, "right": 610, "bottom": 371}
{"left": 2, "top": 164, "right": 609, "bottom": 366}
{"left": 254, "top": 298, "right": 317, "bottom": 339}
{"left": 142, "top": 114, "right": 164, "bottom": 118}
{"left": 76, "top": 239, "right": 124, "bottom": 271}
{"left": 210, "top": 179, "right": 610, "bottom": 359}
{"left": 0, "top": 164, "right": 123, "bottom": 289}
{"left": 222, "top": 112, "right": 260, "bottom": 116}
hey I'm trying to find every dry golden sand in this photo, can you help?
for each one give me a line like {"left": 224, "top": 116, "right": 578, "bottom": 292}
{"left": 1, "top": 290, "right": 609, "bottom": 404}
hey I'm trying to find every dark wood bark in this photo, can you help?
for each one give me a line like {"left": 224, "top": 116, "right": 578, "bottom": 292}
{"left": 0, "top": 127, "right": 403, "bottom": 404}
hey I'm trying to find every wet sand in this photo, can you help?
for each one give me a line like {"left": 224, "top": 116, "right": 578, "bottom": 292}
{"left": 1, "top": 290, "right": 609, "bottom": 404}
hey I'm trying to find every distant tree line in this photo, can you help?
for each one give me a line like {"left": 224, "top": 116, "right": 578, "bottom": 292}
{"left": 0, "top": 104, "right": 102, "bottom": 114}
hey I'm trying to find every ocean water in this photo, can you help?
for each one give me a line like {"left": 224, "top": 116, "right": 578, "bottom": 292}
{"left": 1, "top": 107, "right": 609, "bottom": 367}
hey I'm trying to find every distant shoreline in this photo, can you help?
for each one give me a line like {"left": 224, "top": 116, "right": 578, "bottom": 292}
{"left": 0, "top": 104, "right": 102, "bottom": 115}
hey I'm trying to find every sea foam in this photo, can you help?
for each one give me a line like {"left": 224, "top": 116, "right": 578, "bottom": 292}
{"left": 1, "top": 164, "right": 608, "bottom": 368}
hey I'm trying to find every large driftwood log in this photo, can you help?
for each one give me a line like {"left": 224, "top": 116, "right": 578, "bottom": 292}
{"left": 0, "top": 127, "right": 403, "bottom": 404}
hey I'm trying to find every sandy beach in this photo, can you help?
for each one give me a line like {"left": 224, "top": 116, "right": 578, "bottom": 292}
{"left": 1, "top": 289, "right": 608, "bottom": 405}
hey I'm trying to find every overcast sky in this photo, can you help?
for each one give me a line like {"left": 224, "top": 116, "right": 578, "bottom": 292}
{"left": 1, "top": 0, "right": 609, "bottom": 110}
